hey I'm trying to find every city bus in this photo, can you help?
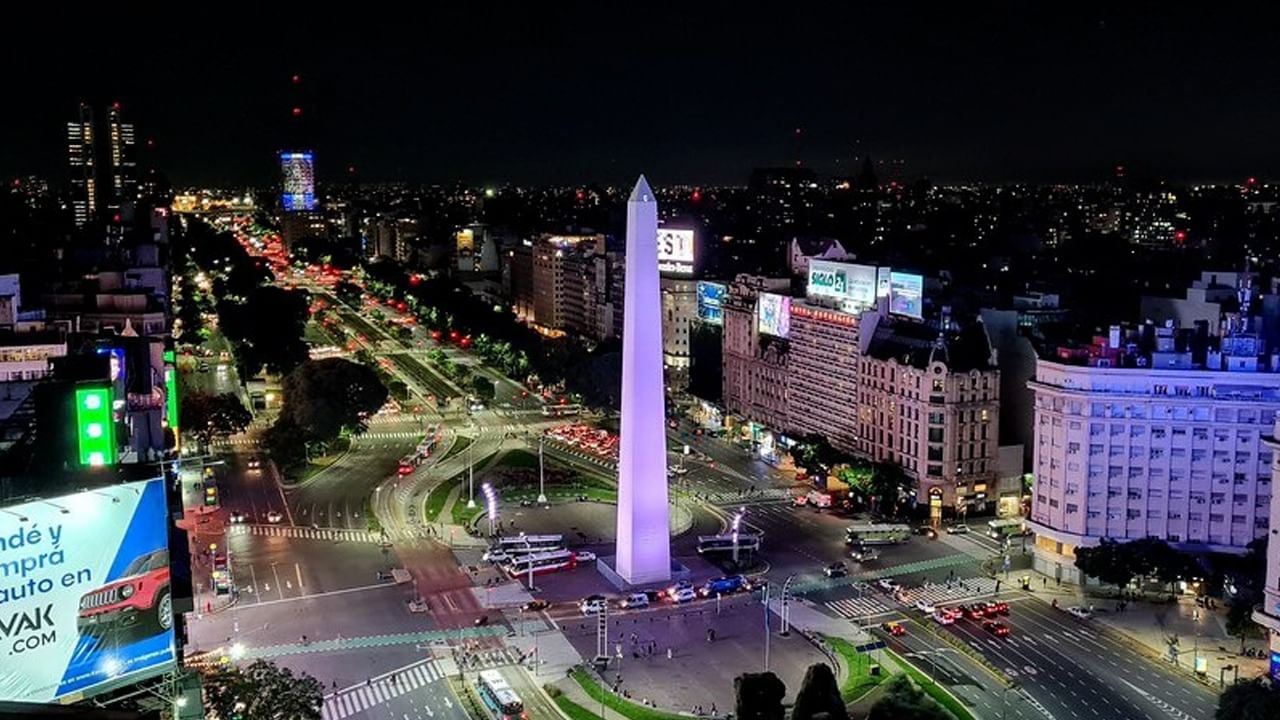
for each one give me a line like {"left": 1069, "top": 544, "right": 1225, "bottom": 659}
{"left": 696, "top": 534, "right": 763, "bottom": 555}
{"left": 987, "top": 518, "right": 1029, "bottom": 539}
{"left": 542, "top": 403, "right": 582, "bottom": 417}
{"left": 476, "top": 669, "right": 525, "bottom": 720}
{"left": 483, "top": 534, "right": 565, "bottom": 562}
{"left": 844, "top": 523, "right": 912, "bottom": 546}
{"left": 502, "top": 549, "right": 578, "bottom": 577}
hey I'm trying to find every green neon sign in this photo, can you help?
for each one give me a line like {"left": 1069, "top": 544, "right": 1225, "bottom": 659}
{"left": 75, "top": 386, "right": 116, "bottom": 467}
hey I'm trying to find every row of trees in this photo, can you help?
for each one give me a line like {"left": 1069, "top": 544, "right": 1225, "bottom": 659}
{"left": 788, "top": 434, "right": 913, "bottom": 515}
{"left": 178, "top": 392, "right": 252, "bottom": 451}
{"left": 1072, "top": 537, "right": 1201, "bottom": 594}
{"left": 263, "top": 357, "right": 389, "bottom": 468}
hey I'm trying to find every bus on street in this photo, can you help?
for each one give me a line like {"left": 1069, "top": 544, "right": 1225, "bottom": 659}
{"left": 987, "top": 518, "right": 1029, "bottom": 539}
{"left": 542, "top": 403, "right": 582, "bottom": 417}
{"left": 845, "top": 523, "right": 911, "bottom": 546}
{"left": 502, "top": 549, "right": 578, "bottom": 577}
{"left": 476, "top": 669, "right": 524, "bottom": 720}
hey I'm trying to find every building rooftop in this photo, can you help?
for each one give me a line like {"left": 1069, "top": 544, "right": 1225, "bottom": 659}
{"left": 865, "top": 314, "right": 995, "bottom": 372}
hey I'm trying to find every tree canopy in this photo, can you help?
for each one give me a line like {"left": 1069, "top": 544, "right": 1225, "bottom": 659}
{"left": 1216, "top": 678, "right": 1280, "bottom": 720}
{"left": 867, "top": 675, "right": 952, "bottom": 720}
{"left": 202, "top": 659, "right": 323, "bottom": 720}
{"left": 219, "top": 285, "right": 311, "bottom": 377}
{"left": 179, "top": 392, "right": 252, "bottom": 448}
{"left": 277, "top": 357, "right": 388, "bottom": 443}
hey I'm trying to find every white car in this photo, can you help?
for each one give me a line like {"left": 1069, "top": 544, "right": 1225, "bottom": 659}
{"left": 876, "top": 578, "right": 899, "bottom": 592}
{"left": 915, "top": 599, "right": 937, "bottom": 614}
{"left": 931, "top": 609, "right": 957, "bottom": 625}
{"left": 482, "top": 550, "right": 510, "bottom": 563}
{"left": 671, "top": 587, "right": 697, "bottom": 604}
{"left": 945, "top": 524, "right": 970, "bottom": 535}
{"left": 229, "top": 511, "right": 246, "bottom": 524}
{"left": 266, "top": 511, "right": 284, "bottom": 523}
{"left": 1067, "top": 606, "right": 1092, "bottom": 620}
{"left": 575, "top": 550, "right": 598, "bottom": 562}
{"left": 620, "top": 592, "right": 650, "bottom": 609}
{"left": 581, "top": 595, "right": 608, "bottom": 615}
{"left": 407, "top": 599, "right": 430, "bottom": 614}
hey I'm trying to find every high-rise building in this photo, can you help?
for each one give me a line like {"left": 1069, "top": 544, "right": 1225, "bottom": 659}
{"left": 787, "top": 300, "right": 860, "bottom": 452}
{"left": 660, "top": 277, "right": 697, "bottom": 379}
{"left": 67, "top": 101, "right": 137, "bottom": 227}
{"left": 721, "top": 275, "right": 791, "bottom": 444}
{"left": 280, "top": 151, "right": 317, "bottom": 212}
{"left": 1253, "top": 414, "right": 1280, "bottom": 679}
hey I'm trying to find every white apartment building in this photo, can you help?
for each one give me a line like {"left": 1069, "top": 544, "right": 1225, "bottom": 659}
{"left": 1254, "top": 414, "right": 1280, "bottom": 679}
{"left": 661, "top": 277, "right": 697, "bottom": 375}
{"left": 1029, "top": 360, "right": 1280, "bottom": 584}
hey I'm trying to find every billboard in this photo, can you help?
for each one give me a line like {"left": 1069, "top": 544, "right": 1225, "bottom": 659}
{"left": 657, "top": 229, "right": 695, "bottom": 276}
{"left": 806, "top": 261, "right": 877, "bottom": 309}
{"left": 876, "top": 266, "right": 892, "bottom": 299}
{"left": 0, "top": 478, "right": 175, "bottom": 703}
{"left": 696, "top": 281, "right": 726, "bottom": 325}
{"left": 889, "top": 271, "right": 924, "bottom": 319}
{"left": 757, "top": 293, "right": 792, "bottom": 338}
{"left": 280, "top": 151, "right": 316, "bottom": 212}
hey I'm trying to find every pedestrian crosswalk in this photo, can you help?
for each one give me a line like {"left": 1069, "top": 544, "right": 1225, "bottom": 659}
{"left": 230, "top": 523, "right": 381, "bottom": 544}
{"left": 825, "top": 595, "right": 895, "bottom": 620}
{"left": 896, "top": 577, "right": 1000, "bottom": 608}
{"left": 700, "top": 488, "right": 795, "bottom": 505}
{"left": 321, "top": 658, "right": 444, "bottom": 720}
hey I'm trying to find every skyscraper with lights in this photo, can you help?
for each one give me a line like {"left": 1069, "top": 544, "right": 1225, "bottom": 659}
{"left": 67, "top": 101, "right": 136, "bottom": 227}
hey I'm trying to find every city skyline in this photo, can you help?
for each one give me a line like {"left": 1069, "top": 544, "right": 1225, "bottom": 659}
{"left": 6, "top": 5, "right": 1280, "bottom": 186}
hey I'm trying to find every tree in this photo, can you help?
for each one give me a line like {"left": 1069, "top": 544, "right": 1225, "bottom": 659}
{"left": 790, "top": 434, "right": 844, "bottom": 476}
{"left": 869, "top": 462, "right": 911, "bottom": 516}
{"left": 470, "top": 375, "right": 496, "bottom": 401}
{"left": 261, "top": 417, "right": 309, "bottom": 469}
{"left": 1225, "top": 591, "right": 1263, "bottom": 653}
{"left": 202, "top": 658, "right": 323, "bottom": 720}
{"left": 1074, "top": 539, "right": 1136, "bottom": 590}
{"left": 277, "top": 358, "right": 388, "bottom": 443}
{"left": 733, "top": 672, "right": 786, "bottom": 720}
{"left": 219, "top": 286, "right": 311, "bottom": 377}
{"left": 790, "top": 663, "right": 848, "bottom": 720}
{"left": 1216, "top": 678, "right": 1279, "bottom": 720}
{"left": 867, "top": 675, "right": 951, "bottom": 720}
{"left": 180, "top": 392, "right": 252, "bottom": 448}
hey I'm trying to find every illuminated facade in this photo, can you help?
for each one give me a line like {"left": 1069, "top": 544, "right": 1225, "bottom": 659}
{"left": 1255, "top": 414, "right": 1280, "bottom": 679}
{"left": 614, "top": 176, "right": 671, "bottom": 585}
{"left": 280, "top": 151, "right": 317, "bottom": 211}
{"left": 786, "top": 300, "right": 860, "bottom": 452}
{"left": 67, "top": 102, "right": 136, "bottom": 227}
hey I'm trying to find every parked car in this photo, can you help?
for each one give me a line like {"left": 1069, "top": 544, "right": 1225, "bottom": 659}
{"left": 945, "top": 524, "right": 970, "bottom": 535}
{"left": 1067, "top": 606, "right": 1092, "bottom": 620}
{"left": 620, "top": 593, "right": 650, "bottom": 609}
{"left": 882, "top": 621, "right": 907, "bottom": 637}
{"left": 575, "top": 551, "right": 598, "bottom": 562}
{"left": 77, "top": 549, "right": 171, "bottom": 638}
{"left": 824, "top": 562, "right": 848, "bottom": 578}
{"left": 581, "top": 595, "right": 609, "bottom": 615}
{"left": 671, "top": 587, "right": 698, "bottom": 604}
{"left": 229, "top": 511, "right": 247, "bottom": 524}
{"left": 523, "top": 599, "right": 550, "bottom": 612}
{"left": 983, "top": 620, "right": 1011, "bottom": 637}
{"left": 662, "top": 580, "right": 693, "bottom": 599}
{"left": 376, "top": 571, "right": 395, "bottom": 582}
{"left": 266, "top": 511, "right": 283, "bottom": 523}
{"left": 482, "top": 549, "right": 510, "bottom": 564}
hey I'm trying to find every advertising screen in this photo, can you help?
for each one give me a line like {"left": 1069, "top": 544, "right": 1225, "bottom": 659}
{"left": 696, "top": 282, "right": 726, "bottom": 325}
{"left": 756, "top": 293, "right": 792, "bottom": 338}
{"left": 889, "top": 272, "right": 924, "bottom": 319}
{"left": 806, "top": 261, "right": 877, "bottom": 309}
{"left": 656, "top": 229, "right": 695, "bottom": 275}
{"left": 279, "top": 151, "right": 316, "bottom": 212}
{"left": 0, "top": 479, "right": 176, "bottom": 703}
{"left": 876, "top": 266, "right": 892, "bottom": 299}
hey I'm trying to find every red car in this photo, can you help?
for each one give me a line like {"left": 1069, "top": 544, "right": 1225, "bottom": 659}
{"left": 984, "top": 601, "right": 1010, "bottom": 616}
{"left": 882, "top": 621, "right": 907, "bottom": 637}
{"left": 961, "top": 605, "right": 986, "bottom": 621}
{"left": 78, "top": 549, "right": 171, "bottom": 638}
{"left": 983, "top": 620, "right": 1011, "bottom": 637}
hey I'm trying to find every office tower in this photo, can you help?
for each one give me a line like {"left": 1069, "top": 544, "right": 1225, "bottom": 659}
{"left": 67, "top": 102, "right": 136, "bottom": 227}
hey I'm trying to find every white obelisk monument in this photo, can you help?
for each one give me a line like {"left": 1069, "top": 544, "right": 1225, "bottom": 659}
{"left": 613, "top": 175, "right": 672, "bottom": 585}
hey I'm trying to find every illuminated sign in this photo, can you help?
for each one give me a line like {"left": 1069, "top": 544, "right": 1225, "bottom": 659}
{"left": 876, "top": 267, "right": 892, "bottom": 298}
{"left": 74, "top": 385, "right": 115, "bottom": 467}
{"left": 280, "top": 151, "right": 316, "bottom": 212}
{"left": 889, "top": 272, "right": 924, "bottom": 319}
{"left": 657, "top": 229, "right": 694, "bottom": 276}
{"left": 756, "top": 293, "right": 792, "bottom": 338}
{"left": 0, "top": 479, "right": 176, "bottom": 703}
{"left": 696, "top": 282, "right": 726, "bottom": 325}
{"left": 806, "top": 261, "right": 877, "bottom": 309}
{"left": 789, "top": 303, "right": 857, "bottom": 328}
{"left": 456, "top": 229, "right": 475, "bottom": 254}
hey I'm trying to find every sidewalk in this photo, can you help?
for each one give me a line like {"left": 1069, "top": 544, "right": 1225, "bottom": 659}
{"left": 1018, "top": 569, "right": 1268, "bottom": 686}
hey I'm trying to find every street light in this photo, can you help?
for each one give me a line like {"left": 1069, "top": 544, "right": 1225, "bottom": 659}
{"left": 537, "top": 434, "right": 547, "bottom": 504}
{"left": 761, "top": 582, "right": 772, "bottom": 672}
{"left": 732, "top": 507, "right": 745, "bottom": 565}
{"left": 780, "top": 574, "right": 797, "bottom": 636}
{"left": 466, "top": 441, "right": 476, "bottom": 509}
{"left": 482, "top": 483, "right": 498, "bottom": 537}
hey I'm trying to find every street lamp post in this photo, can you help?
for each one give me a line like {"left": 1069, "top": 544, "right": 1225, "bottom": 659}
{"left": 466, "top": 441, "right": 476, "bottom": 509}
{"left": 537, "top": 435, "right": 547, "bottom": 504}
{"left": 482, "top": 483, "right": 498, "bottom": 537}
{"left": 780, "top": 575, "right": 796, "bottom": 636}
{"left": 762, "top": 583, "right": 772, "bottom": 672}
{"left": 732, "top": 507, "right": 745, "bottom": 566}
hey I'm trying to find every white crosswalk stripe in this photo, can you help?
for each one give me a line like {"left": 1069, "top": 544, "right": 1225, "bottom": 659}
{"left": 702, "top": 488, "right": 795, "bottom": 505}
{"left": 229, "top": 524, "right": 380, "bottom": 544}
{"left": 896, "top": 577, "right": 1000, "bottom": 609}
{"left": 323, "top": 659, "right": 443, "bottom": 720}
{"left": 825, "top": 595, "right": 894, "bottom": 620}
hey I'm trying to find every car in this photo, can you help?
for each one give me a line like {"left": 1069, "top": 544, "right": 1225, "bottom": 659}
{"left": 876, "top": 578, "right": 899, "bottom": 592}
{"left": 575, "top": 551, "right": 598, "bottom": 562}
{"left": 522, "top": 599, "right": 550, "bottom": 612}
{"left": 1067, "top": 606, "right": 1092, "bottom": 620}
{"left": 407, "top": 599, "right": 430, "bottom": 613}
{"left": 915, "top": 599, "right": 937, "bottom": 614}
{"left": 482, "top": 549, "right": 509, "bottom": 563}
{"left": 671, "top": 587, "right": 698, "bottom": 604}
{"left": 620, "top": 592, "right": 650, "bottom": 609}
{"left": 266, "top": 511, "right": 283, "bottom": 523}
{"left": 945, "top": 524, "right": 970, "bottom": 535}
{"left": 931, "top": 609, "right": 957, "bottom": 625}
{"left": 229, "top": 511, "right": 246, "bottom": 524}
{"left": 881, "top": 621, "right": 906, "bottom": 637}
{"left": 198, "top": 362, "right": 210, "bottom": 372}
{"left": 851, "top": 549, "right": 879, "bottom": 563}
{"left": 824, "top": 562, "right": 848, "bottom": 578}
{"left": 77, "top": 549, "right": 171, "bottom": 638}
{"left": 519, "top": 499, "right": 535, "bottom": 507}
{"left": 961, "top": 605, "right": 987, "bottom": 621}
{"left": 376, "top": 571, "right": 395, "bottom": 582}
{"left": 984, "top": 601, "right": 1010, "bottom": 616}
{"left": 983, "top": 620, "right": 1011, "bottom": 637}
{"left": 581, "top": 595, "right": 609, "bottom": 615}
{"left": 793, "top": 495, "right": 809, "bottom": 507}
{"left": 474, "top": 615, "right": 490, "bottom": 626}
{"left": 664, "top": 580, "right": 693, "bottom": 598}
{"left": 246, "top": 457, "right": 261, "bottom": 470}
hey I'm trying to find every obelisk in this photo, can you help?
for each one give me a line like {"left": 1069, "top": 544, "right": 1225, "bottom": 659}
{"left": 614, "top": 175, "right": 672, "bottom": 585}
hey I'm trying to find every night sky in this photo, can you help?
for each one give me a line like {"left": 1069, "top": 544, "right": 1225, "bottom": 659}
{"left": 5, "top": 4, "right": 1279, "bottom": 187}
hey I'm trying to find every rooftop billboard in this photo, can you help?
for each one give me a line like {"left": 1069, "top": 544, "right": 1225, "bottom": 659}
{"left": 757, "top": 293, "right": 792, "bottom": 338}
{"left": 657, "top": 229, "right": 695, "bottom": 276}
{"left": 889, "top": 271, "right": 924, "bottom": 319}
{"left": 696, "top": 281, "right": 726, "bottom": 325}
{"left": 0, "top": 478, "right": 176, "bottom": 703}
{"left": 806, "top": 260, "right": 877, "bottom": 310}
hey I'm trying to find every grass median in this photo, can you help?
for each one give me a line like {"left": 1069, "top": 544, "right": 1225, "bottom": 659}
{"left": 884, "top": 648, "right": 977, "bottom": 720}
{"left": 571, "top": 668, "right": 687, "bottom": 720}
{"left": 423, "top": 476, "right": 460, "bottom": 522}
{"left": 824, "top": 635, "right": 885, "bottom": 703}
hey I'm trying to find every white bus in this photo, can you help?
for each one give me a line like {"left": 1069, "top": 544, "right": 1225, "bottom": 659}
{"left": 987, "top": 518, "right": 1029, "bottom": 539}
{"left": 696, "top": 534, "right": 763, "bottom": 555}
{"left": 483, "top": 535, "right": 565, "bottom": 563}
{"left": 502, "top": 549, "right": 578, "bottom": 577}
{"left": 541, "top": 403, "right": 582, "bottom": 417}
{"left": 845, "top": 523, "right": 912, "bottom": 546}
{"left": 476, "top": 669, "right": 524, "bottom": 720}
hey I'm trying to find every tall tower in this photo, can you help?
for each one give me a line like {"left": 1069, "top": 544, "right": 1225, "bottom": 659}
{"left": 614, "top": 175, "right": 672, "bottom": 585}
{"left": 66, "top": 101, "right": 138, "bottom": 227}
{"left": 67, "top": 104, "right": 97, "bottom": 227}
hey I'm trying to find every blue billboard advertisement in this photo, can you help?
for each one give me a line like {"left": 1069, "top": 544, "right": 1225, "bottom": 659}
{"left": 280, "top": 151, "right": 316, "bottom": 211}
{"left": 889, "top": 271, "right": 924, "bottom": 319}
{"left": 696, "top": 281, "right": 726, "bottom": 325}
{"left": 757, "top": 293, "right": 792, "bottom": 338}
{"left": 0, "top": 478, "right": 175, "bottom": 703}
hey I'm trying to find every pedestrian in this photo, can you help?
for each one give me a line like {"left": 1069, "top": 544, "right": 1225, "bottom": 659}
{"left": 366, "top": 678, "right": 371, "bottom": 687}
{"left": 667, "top": 647, "right": 673, "bottom": 660}
{"left": 711, "top": 704, "right": 717, "bottom": 716}
{"left": 1042, "top": 577, "right": 1047, "bottom": 588}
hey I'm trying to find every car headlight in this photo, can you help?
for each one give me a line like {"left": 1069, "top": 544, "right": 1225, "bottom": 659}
{"left": 120, "top": 584, "right": 135, "bottom": 599}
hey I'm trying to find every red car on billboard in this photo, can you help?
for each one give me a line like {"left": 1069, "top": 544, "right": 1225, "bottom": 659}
{"left": 77, "top": 549, "right": 172, "bottom": 638}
